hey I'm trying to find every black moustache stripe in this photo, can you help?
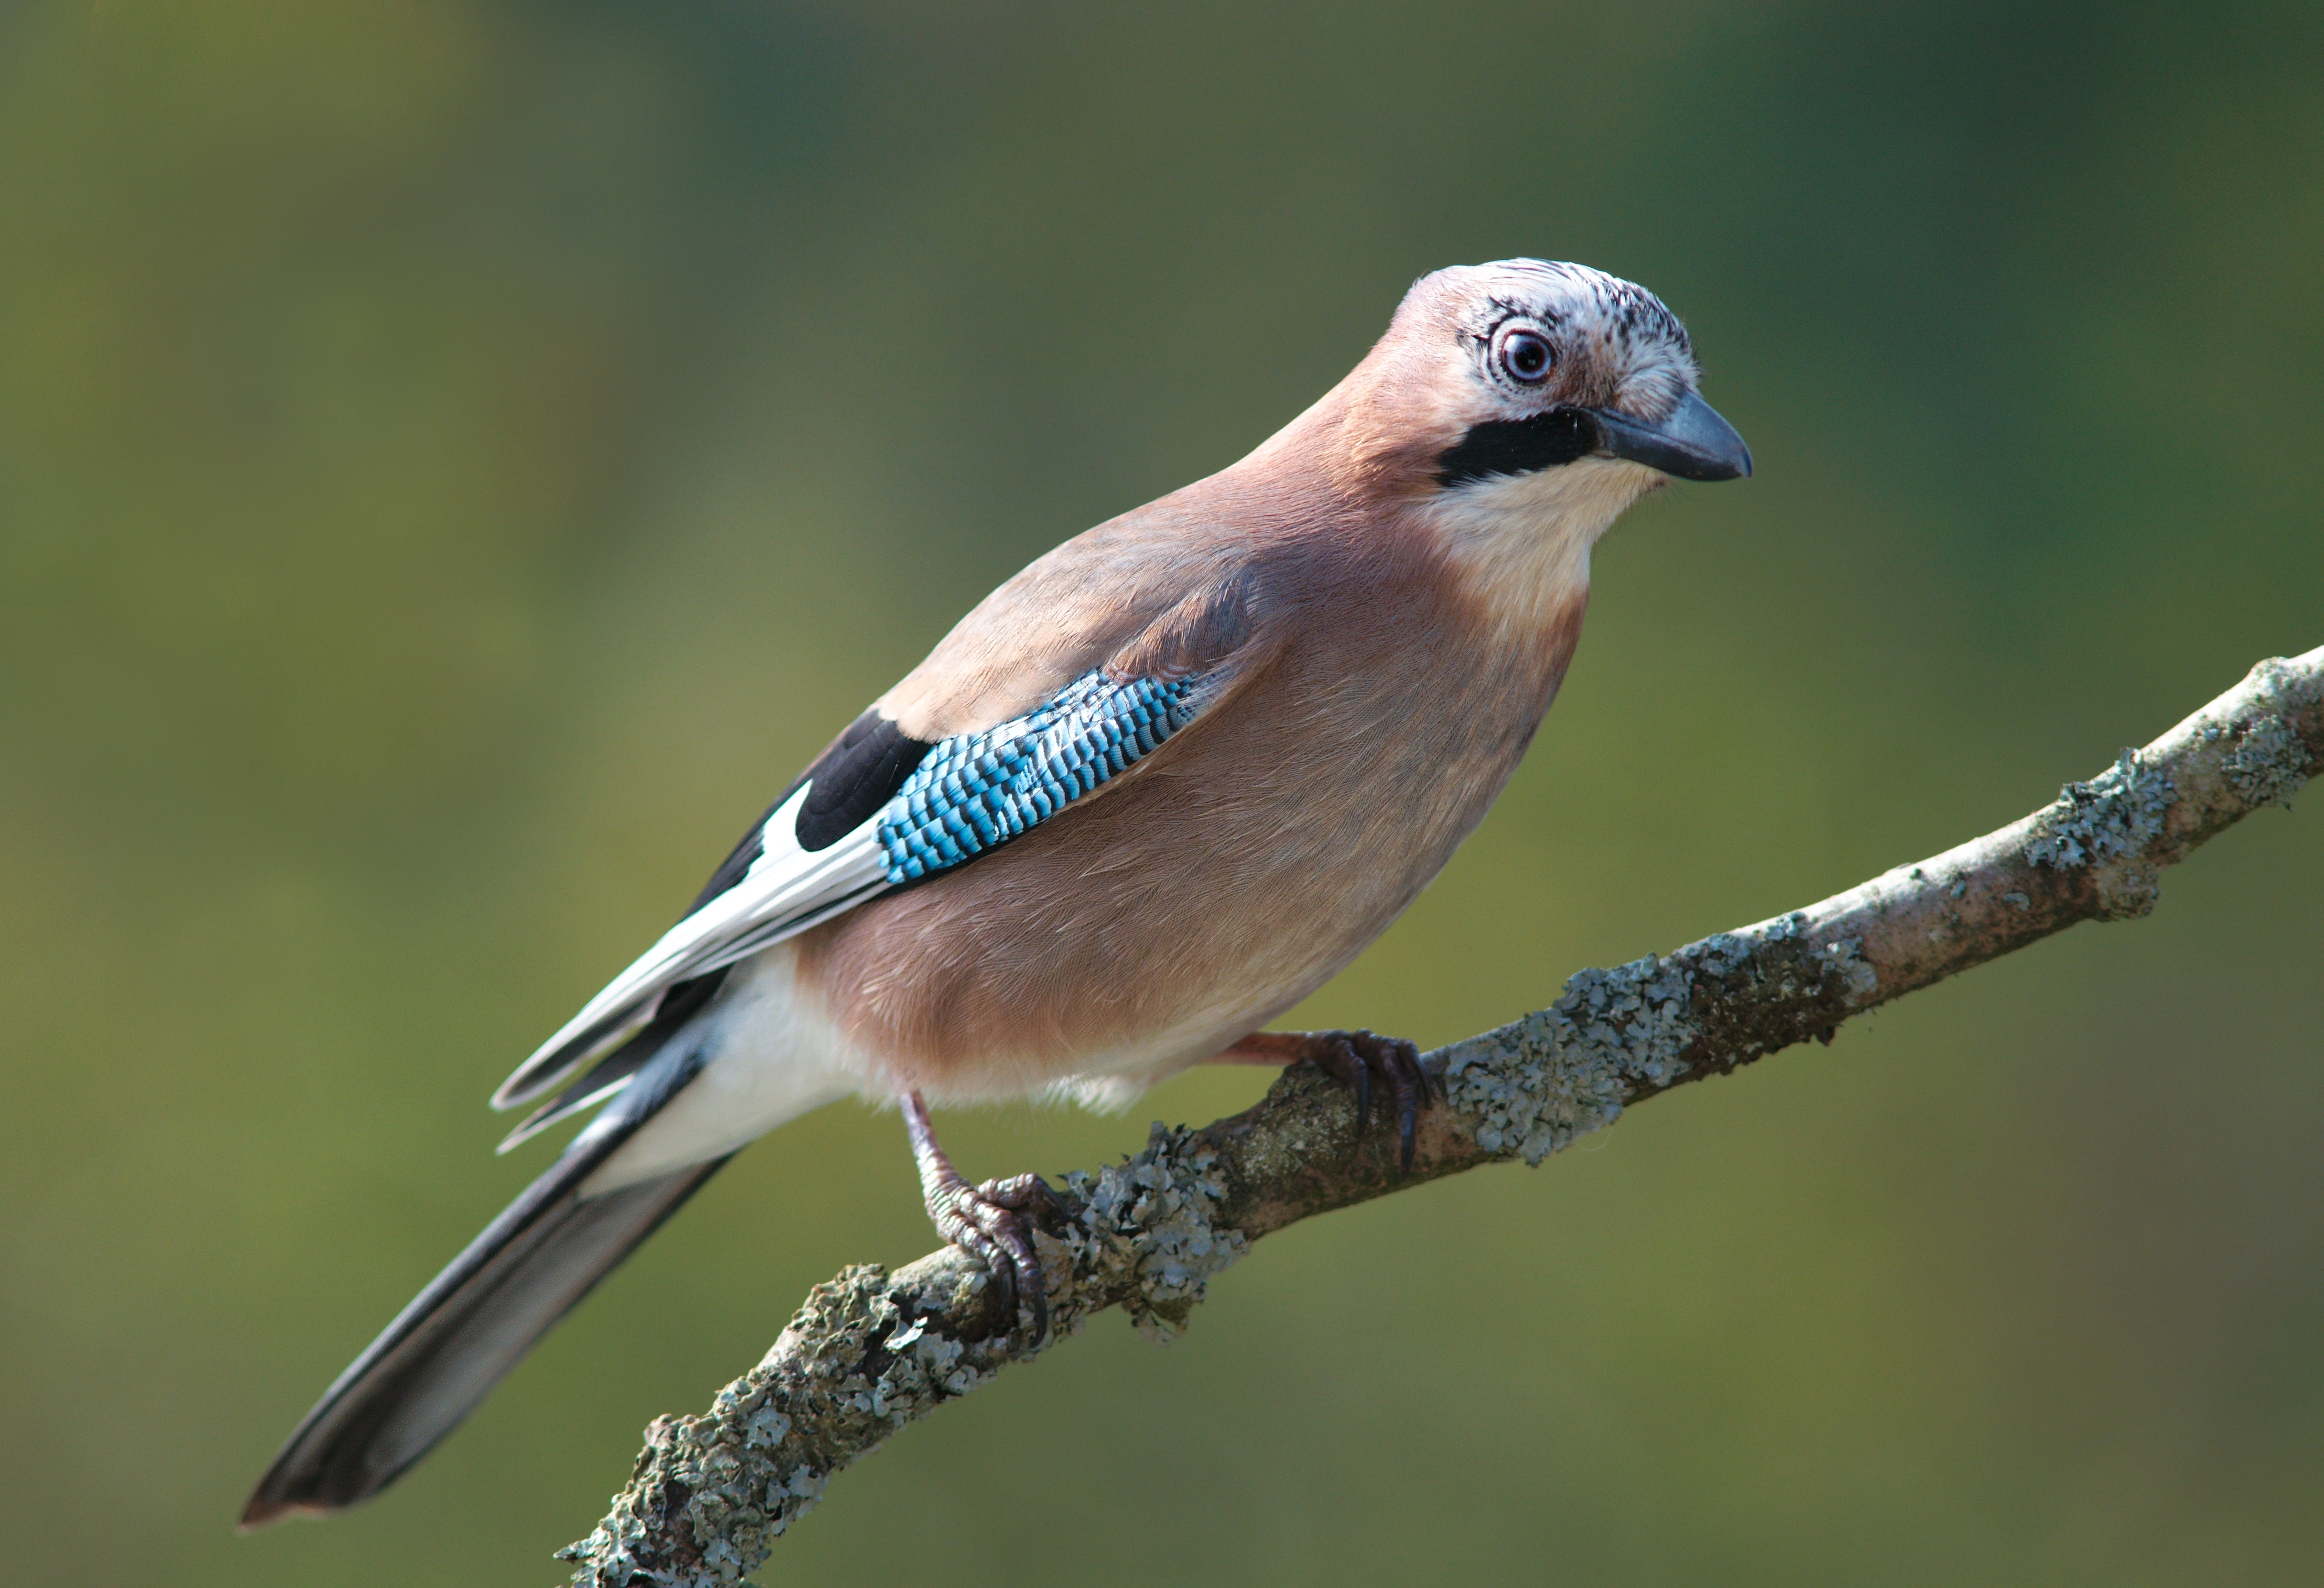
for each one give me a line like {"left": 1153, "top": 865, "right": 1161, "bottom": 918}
{"left": 1433, "top": 408, "right": 1599, "bottom": 488}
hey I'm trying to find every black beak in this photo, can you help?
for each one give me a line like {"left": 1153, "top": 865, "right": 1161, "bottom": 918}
{"left": 1587, "top": 390, "right": 1752, "bottom": 482}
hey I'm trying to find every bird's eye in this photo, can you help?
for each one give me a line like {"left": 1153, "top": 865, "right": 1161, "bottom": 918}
{"left": 1497, "top": 327, "right": 1554, "bottom": 383}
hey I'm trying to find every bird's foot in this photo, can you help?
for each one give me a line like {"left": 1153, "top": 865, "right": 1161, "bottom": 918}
{"left": 925, "top": 1170, "right": 1054, "bottom": 1341}
{"left": 901, "top": 1091, "right": 1055, "bottom": 1342}
{"left": 1298, "top": 1028, "right": 1436, "bottom": 1173}
{"left": 1216, "top": 1028, "right": 1437, "bottom": 1173}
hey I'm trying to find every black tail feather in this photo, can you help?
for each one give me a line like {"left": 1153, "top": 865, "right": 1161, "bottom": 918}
{"left": 241, "top": 1145, "right": 729, "bottom": 1526}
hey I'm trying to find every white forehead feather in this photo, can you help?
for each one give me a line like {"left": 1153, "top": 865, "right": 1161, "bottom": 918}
{"left": 1422, "top": 258, "right": 1700, "bottom": 421}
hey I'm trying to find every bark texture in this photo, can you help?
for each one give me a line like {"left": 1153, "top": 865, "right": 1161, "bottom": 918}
{"left": 563, "top": 647, "right": 2322, "bottom": 1587}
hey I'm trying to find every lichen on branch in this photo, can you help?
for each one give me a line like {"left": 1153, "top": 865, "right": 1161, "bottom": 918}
{"left": 559, "top": 1124, "right": 1246, "bottom": 1584}
{"left": 564, "top": 647, "right": 2322, "bottom": 1588}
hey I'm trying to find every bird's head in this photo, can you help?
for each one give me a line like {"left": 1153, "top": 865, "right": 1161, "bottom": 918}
{"left": 1317, "top": 258, "right": 1749, "bottom": 529}
{"left": 1288, "top": 258, "right": 1749, "bottom": 622}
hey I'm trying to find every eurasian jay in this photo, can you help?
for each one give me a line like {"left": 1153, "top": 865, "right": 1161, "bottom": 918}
{"left": 243, "top": 258, "right": 1751, "bottom": 1524}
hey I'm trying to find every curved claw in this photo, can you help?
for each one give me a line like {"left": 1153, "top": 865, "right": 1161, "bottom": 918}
{"left": 979, "top": 1173, "right": 1058, "bottom": 1342}
{"left": 926, "top": 1172, "right": 1053, "bottom": 1344}
{"left": 1296, "top": 1028, "right": 1435, "bottom": 1175}
{"left": 1326, "top": 1033, "right": 1373, "bottom": 1140}
{"left": 902, "top": 1090, "right": 1055, "bottom": 1344}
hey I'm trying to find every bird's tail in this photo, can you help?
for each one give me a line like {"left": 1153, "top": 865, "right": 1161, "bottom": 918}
{"left": 240, "top": 1126, "right": 727, "bottom": 1527}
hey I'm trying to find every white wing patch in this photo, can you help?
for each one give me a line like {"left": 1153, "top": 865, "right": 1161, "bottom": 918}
{"left": 490, "top": 785, "right": 888, "bottom": 1111}
{"left": 492, "top": 662, "right": 1231, "bottom": 1128}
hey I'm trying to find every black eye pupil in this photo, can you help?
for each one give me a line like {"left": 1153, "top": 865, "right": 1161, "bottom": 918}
{"left": 1503, "top": 332, "right": 1550, "bottom": 379}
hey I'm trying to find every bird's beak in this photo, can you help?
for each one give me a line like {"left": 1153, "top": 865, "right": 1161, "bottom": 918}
{"left": 1586, "top": 390, "right": 1752, "bottom": 482}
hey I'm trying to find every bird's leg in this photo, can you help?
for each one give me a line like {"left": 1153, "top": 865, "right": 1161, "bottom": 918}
{"left": 899, "top": 1089, "right": 1052, "bottom": 1341}
{"left": 1210, "top": 1029, "right": 1437, "bottom": 1173}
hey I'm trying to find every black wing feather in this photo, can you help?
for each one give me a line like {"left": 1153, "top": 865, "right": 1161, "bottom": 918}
{"left": 684, "top": 710, "right": 931, "bottom": 914}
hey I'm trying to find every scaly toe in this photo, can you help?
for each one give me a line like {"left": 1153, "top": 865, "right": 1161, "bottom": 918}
{"left": 932, "top": 1177, "right": 1052, "bottom": 1344}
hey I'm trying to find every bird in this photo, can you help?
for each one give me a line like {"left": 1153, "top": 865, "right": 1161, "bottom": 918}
{"left": 241, "top": 258, "right": 1751, "bottom": 1526}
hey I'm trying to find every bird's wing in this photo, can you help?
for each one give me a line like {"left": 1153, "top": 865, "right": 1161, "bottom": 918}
{"left": 491, "top": 558, "right": 1270, "bottom": 1116}
{"left": 246, "top": 549, "right": 1277, "bottom": 1525}
{"left": 870, "top": 504, "right": 1261, "bottom": 740}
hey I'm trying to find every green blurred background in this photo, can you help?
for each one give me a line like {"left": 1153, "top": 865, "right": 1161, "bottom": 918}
{"left": 4, "top": 2, "right": 2321, "bottom": 1582}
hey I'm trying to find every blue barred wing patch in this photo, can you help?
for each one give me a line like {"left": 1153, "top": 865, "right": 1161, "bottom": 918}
{"left": 876, "top": 670, "right": 1202, "bottom": 883}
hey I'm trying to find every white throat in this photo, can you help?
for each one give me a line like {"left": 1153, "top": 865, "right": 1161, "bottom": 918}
{"left": 1424, "top": 457, "right": 1657, "bottom": 634}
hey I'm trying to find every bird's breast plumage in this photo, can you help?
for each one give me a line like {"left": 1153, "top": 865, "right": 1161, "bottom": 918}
{"left": 789, "top": 492, "right": 1591, "bottom": 1104}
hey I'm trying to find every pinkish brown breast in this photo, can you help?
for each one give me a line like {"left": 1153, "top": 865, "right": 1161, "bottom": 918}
{"left": 790, "top": 503, "right": 1589, "bottom": 1103}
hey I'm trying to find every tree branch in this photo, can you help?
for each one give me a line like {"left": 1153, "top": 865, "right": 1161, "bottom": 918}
{"left": 562, "top": 647, "right": 2322, "bottom": 1587}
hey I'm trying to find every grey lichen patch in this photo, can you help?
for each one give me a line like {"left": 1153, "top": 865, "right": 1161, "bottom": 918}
{"left": 2024, "top": 749, "right": 2174, "bottom": 869}
{"left": 562, "top": 1125, "right": 1252, "bottom": 1584}
{"left": 1442, "top": 920, "right": 1883, "bottom": 1168}
{"left": 2022, "top": 749, "right": 2176, "bottom": 916}
{"left": 1442, "top": 952, "right": 1699, "bottom": 1165}
{"left": 1813, "top": 934, "right": 1881, "bottom": 1003}
{"left": 1684, "top": 917, "right": 1878, "bottom": 1063}
{"left": 561, "top": 1262, "right": 1015, "bottom": 1587}
{"left": 2222, "top": 714, "right": 2307, "bottom": 810}
{"left": 1060, "top": 1121, "right": 1247, "bottom": 1341}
